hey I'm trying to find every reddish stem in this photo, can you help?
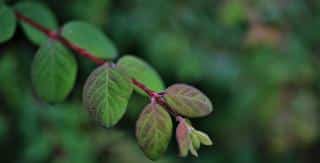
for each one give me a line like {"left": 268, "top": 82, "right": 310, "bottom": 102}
{"left": 15, "top": 12, "right": 53, "bottom": 37}
{"left": 131, "top": 78, "right": 178, "bottom": 116}
{"left": 58, "top": 37, "right": 105, "bottom": 65}
{"left": 131, "top": 78, "right": 155, "bottom": 97}
{"left": 15, "top": 11, "right": 105, "bottom": 65}
{"left": 131, "top": 78, "right": 177, "bottom": 115}
{"left": 14, "top": 11, "right": 171, "bottom": 106}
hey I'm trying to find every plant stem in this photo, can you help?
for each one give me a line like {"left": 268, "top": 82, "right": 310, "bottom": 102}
{"left": 14, "top": 11, "right": 179, "bottom": 117}
{"left": 15, "top": 11, "right": 153, "bottom": 94}
{"left": 131, "top": 78, "right": 155, "bottom": 97}
{"left": 15, "top": 11, "right": 105, "bottom": 65}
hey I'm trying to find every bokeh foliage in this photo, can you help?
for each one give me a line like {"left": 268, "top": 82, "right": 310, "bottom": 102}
{"left": 0, "top": 0, "right": 319, "bottom": 163}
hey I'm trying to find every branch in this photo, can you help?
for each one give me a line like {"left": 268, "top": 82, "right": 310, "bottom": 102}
{"left": 15, "top": 11, "right": 105, "bottom": 65}
{"left": 15, "top": 11, "right": 178, "bottom": 117}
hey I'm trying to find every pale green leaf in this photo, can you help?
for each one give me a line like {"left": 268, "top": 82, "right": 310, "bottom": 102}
{"left": 14, "top": 2, "right": 58, "bottom": 45}
{"left": 189, "top": 142, "right": 198, "bottom": 157}
{"left": 62, "top": 21, "right": 117, "bottom": 59}
{"left": 195, "top": 130, "right": 213, "bottom": 146}
{"left": 31, "top": 39, "right": 77, "bottom": 103}
{"left": 190, "top": 131, "right": 201, "bottom": 150}
{"left": 83, "top": 63, "right": 133, "bottom": 128}
{"left": 164, "top": 84, "right": 213, "bottom": 118}
{"left": 117, "top": 55, "right": 165, "bottom": 95}
{"left": 136, "top": 102, "right": 172, "bottom": 160}
{"left": 0, "top": 5, "right": 16, "bottom": 43}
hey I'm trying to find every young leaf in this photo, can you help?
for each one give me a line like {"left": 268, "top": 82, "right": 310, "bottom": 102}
{"left": 0, "top": 5, "right": 16, "bottom": 43}
{"left": 194, "top": 130, "right": 213, "bottom": 146}
{"left": 14, "top": 2, "right": 58, "bottom": 45}
{"left": 136, "top": 102, "right": 172, "bottom": 160}
{"left": 83, "top": 63, "right": 133, "bottom": 128}
{"left": 190, "top": 131, "right": 201, "bottom": 150}
{"left": 31, "top": 39, "right": 77, "bottom": 103}
{"left": 164, "top": 84, "right": 213, "bottom": 118}
{"left": 176, "top": 119, "right": 212, "bottom": 157}
{"left": 117, "top": 55, "right": 165, "bottom": 95}
{"left": 62, "top": 21, "right": 117, "bottom": 59}
{"left": 189, "top": 142, "right": 198, "bottom": 157}
{"left": 176, "top": 120, "right": 190, "bottom": 157}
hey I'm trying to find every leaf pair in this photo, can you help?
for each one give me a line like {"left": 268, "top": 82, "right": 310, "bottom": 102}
{"left": 31, "top": 21, "right": 118, "bottom": 103}
{"left": 17, "top": 2, "right": 118, "bottom": 103}
{"left": 134, "top": 83, "right": 213, "bottom": 160}
{"left": 15, "top": 2, "right": 118, "bottom": 58}
{"left": 82, "top": 65, "right": 212, "bottom": 160}
{"left": 135, "top": 97, "right": 213, "bottom": 160}
{"left": 82, "top": 56, "right": 170, "bottom": 160}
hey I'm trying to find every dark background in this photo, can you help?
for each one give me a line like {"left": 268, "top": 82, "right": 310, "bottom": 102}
{"left": 0, "top": 0, "right": 319, "bottom": 163}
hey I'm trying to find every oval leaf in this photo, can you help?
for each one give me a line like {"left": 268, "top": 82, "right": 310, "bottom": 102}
{"left": 62, "top": 21, "right": 117, "bottom": 59}
{"left": 0, "top": 5, "right": 16, "bottom": 43}
{"left": 136, "top": 102, "right": 172, "bottom": 160}
{"left": 164, "top": 84, "right": 213, "bottom": 118}
{"left": 194, "top": 130, "right": 213, "bottom": 146}
{"left": 83, "top": 63, "right": 133, "bottom": 128}
{"left": 14, "top": 2, "right": 58, "bottom": 45}
{"left": 31, "top": 39, "right": 77, "bottom": 103}
{"left": 176, "top": 120, "right": 190, "bottom": 157}
{"left": 117, "top": 55, "right": 165, "bottom": 95}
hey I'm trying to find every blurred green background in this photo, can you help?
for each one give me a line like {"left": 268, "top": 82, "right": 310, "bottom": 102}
{"left": 1, "top": 0, "right": 320, "bottom": 162}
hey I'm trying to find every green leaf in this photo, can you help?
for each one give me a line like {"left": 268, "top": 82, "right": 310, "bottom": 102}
{"left": 194, "top": 130, "right": 213, "bottom": 146}
{"left": 83, "top": 63, "right": 133, "bottom": 128}
{"left": 189, "top": 142, "right": 198, "bottom": 157}
{"left": 164, "top": 84, "right": 213, "bottom": 118}
{"left": 14, "top": 2, "right": 58, "bottom": 45}
{"left": 190, "top": 131, "right": 201, "bottom": 150}
{"left": 136, "top": 102, "right": 172, "bottom": 160}
{"left": 62, "top": 21, "right": 117, "bottom": 59}
{"left": 31, "top": 39, "right": 77, "bottom": 103}
{"left": 0, "top": 5, "right": 16, "bottom": 43}
{"left": 117, "top": 55, "right": 165, "bottom": 95}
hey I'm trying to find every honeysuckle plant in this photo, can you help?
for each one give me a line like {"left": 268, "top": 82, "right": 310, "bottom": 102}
{"left": 0, "top": 2, "right": 213, "bottom": 160}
